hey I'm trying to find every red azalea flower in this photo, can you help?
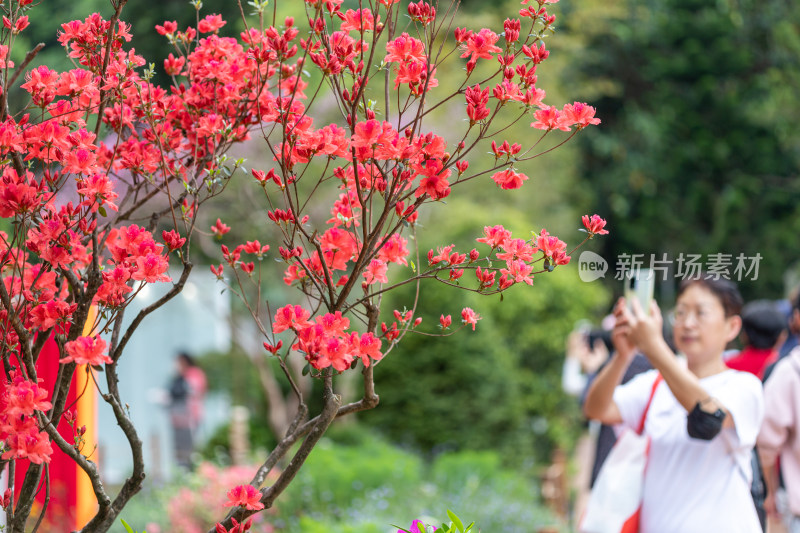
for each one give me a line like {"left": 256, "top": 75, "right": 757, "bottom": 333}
{"left": 61, "top": 336, "right": 112, "bottom": 366}
{"left": 224, "top": 485, "right": 264, "bottom": 511}
{"left": 211, "top": 218, "right": 231, "bottom": 237}
{"left": 461, "top": 307, "right": 481, "bottom": 330}
{"left": 582, "top": 214, "right": 609, "bottom": 236}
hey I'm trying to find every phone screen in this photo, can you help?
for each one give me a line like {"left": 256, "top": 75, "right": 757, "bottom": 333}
{"left": 624, "top": 268, "right": 655, "bottom": 315}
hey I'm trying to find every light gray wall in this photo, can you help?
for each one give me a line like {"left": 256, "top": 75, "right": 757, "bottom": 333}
{"left": 96, "top": 269, "right": 231, "bottom": 485}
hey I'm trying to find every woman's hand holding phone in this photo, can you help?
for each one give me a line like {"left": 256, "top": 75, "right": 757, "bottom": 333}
{"left": 616, "top": 296, "right": 664, "bottom": 361}
{"left": 611, "top": 298, "right": 638, "bottom": 365}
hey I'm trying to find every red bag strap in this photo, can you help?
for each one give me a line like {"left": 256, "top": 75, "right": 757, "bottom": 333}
{"left": 637, "top": 373, "right": 663, "bottom": 435}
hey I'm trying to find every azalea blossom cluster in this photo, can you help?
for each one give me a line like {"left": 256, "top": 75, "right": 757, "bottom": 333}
{"left": 0, "top": 371, "right": 52, "bottom": 464}
{"left": 271, "top": 306, "right": 383, "bottom": 372}
{"left": 427, "top": 224, "right": 572, "bottom": 292}
{"left": 0, "top": 11, "right": 221, "bottom": 467}
{"left": 255, "top": 213, "right": 606, "bottom": 369}
{"left": 0, "top": 0, "right": 282, "bottom": 523}
{"left": 189, "top": 0, "right": 603, "bottom": 371}
{"left": 195, "top": 2, "right": 604, "bottom": 526}
{"left": 0, "top": 0, "right": 608, "bottom": 528}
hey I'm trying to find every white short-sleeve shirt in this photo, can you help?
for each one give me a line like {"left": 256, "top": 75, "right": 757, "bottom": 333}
{"left": 613, "top": 368, "right": 764, "bottom": 533}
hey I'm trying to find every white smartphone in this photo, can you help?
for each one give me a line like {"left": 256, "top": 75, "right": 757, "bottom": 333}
{"left": 624, "top": 268, "right": 655, "bottom": 316}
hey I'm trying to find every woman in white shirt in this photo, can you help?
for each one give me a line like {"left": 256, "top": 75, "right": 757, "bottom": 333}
{"left": 584, "top": 274, "right": 764, "bottom": 533}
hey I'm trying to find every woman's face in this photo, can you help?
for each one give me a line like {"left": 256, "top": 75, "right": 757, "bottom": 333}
{"left": 672, "top": 284, "right": 741, "bottom": 364}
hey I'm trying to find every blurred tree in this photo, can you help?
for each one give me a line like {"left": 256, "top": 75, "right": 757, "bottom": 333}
{"left": 561, "top": 0, "right": 800, "bottom": 300}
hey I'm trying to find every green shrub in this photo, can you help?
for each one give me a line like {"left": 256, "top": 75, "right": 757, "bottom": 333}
{"left": 276, "top": 432, "right": 423, "bottom": 525}
{"left": 362, "top": 197, "right": 610, "bottom": 466}
{"left": 432, "top": 450, "right": 504, "bottom": 492}
{"left": 273, "top": 431, "right": 562, "bottom": 532}
{"left": 295, "top": 516, "right": 386, "bottom": 533}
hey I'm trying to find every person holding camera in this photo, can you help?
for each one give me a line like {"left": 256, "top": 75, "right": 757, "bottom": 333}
{"left": 562, "top": 324, "right": 612, "bottom": 397}
{"left": 583, "top": 275, "right": 764, "bottom": 532}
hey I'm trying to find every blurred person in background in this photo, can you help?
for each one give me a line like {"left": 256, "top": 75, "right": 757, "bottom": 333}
{"left": 726, "top": 300, "right": 787, "bottom": 380}
{"left": 581, "top": 342, "right": 652, "bottom": 489}
{"left": 562, "top": 320, "right": 614, "bottom": 527}
{"left": 563, "top": 318, "right": 652, "bottom": 527}
{"left": 758, "top": 341, "right": 800, "bottom": 533}
{"left": 779, "top": 292, "right": 800, "bottom": 359}
{"left": 764, "top": 293, "right": 800, "bottom": 383}
{"left": 168, "top": 351, "right": 207, "bottom": 469}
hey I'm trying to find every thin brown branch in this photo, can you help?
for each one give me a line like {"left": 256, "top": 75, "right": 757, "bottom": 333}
{"left": 212, "top": 374, "right": 341, "bottom": 533}
{"left": 248, "top": 404, "right": 308, "bottom": 489}
{"left": 7, "top": 43, "right": 45, "bottom": 90}
{"left": 5, "top": 460, "right": 14, "bottom": 525}
{"left": 10, "top": 465, "right": 42, "bottom": 533}
{"left": 110, "top": 260, "right": 193, "bottom": 362}
{"left": 40, "top": 414, "right": 112, "bottom": 529}
{"left": 93, "top": 0, "right": 130, "bottom": 138}
{"left": 29, "top": 465, "right": 50, "bottom": 533}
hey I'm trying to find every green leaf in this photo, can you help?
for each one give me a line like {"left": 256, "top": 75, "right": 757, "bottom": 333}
{"left": 302, "top": 363, "right": 311, "bottom": 376}
{"left": 98, "top": 205, "right": 107, "bottom": 217}
{"left": 447, "top": 510, "right": 464, "bottom": 532}
{"left": 120, "top": 519, "right": 135, "bottom": 533}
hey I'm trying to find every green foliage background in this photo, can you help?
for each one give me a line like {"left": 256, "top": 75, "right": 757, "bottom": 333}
{"left": 559, "top": 0, "right": 800, "bottom": 301}
{"left": 361, "top": 197, "right": 609, "bottom": 465}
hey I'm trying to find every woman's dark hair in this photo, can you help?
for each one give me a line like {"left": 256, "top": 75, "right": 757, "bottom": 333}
{"left": 677, "top": 274, "right": 743, "bottom": 317}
